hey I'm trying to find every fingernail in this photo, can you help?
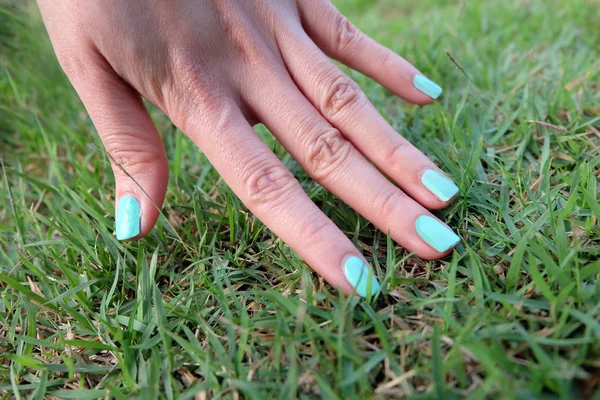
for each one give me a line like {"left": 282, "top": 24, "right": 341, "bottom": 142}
{"left": 116, "top": 196, "right": 140, "bottom": 240}
{"left": 413, "top": 75, "right": 442, "bottom": 99}
{"left": 343, "top": 256, "right": 381, "bottom": 298}
{"left": 415, "top": 215, "right": 460, "bottom": 252}
{"left": 422, "top": 169, "right": 459, "bottom": 201}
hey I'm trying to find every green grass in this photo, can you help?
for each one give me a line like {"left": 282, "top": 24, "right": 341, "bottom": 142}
{"left": 1, "top": 0, "right": 599, "bottom": 398}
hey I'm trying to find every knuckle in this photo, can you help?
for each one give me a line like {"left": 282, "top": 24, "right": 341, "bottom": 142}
{"left": 55, "top": 46, "right": 102, "bottom": 85}
{"left": 378, "top": 50, "right": 394, "bottom": 71}
{"left": 373, "top": 188, "right": 405, "bottom": 221}
{"left": 228, "top": 29, "right": 267, "bottom": 67}
{"left": 304, "top": 127, "right": 352, "bottom": 181}
{"left": 332, "top": 14, "right": 359, "bottom": 53}
{"left": 321, "top": 76, "right": 365, "bottom": 120}
{"left": 102, "top": 132, "right": 162, "bottom": 177}
{"left": 56, "top": 50, "right": 86, "bottom": 79}
{"left": 383, "top": 140, "right": 411, "bottom": 170}
{"left": 168, "top": 56, "right": 231, "bottom": 129}
{"left": 243, "top": 160, "right": 298, "bottom": 211}
{"left": 297, "top": 214, "right": 332, "bottom": 247}
{"left": 171, "top": 57, "right": 212, "bottom": 103}
{"left": 216, "top": 5, "right": 269, "bottom": 66}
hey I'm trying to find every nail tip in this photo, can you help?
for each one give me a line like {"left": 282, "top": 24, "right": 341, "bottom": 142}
{"left": 358, "top": 284, "right": 381, "bottom": 298}
{"left": 439, "top": 235, "right": 461, "bottom": 252}
{"left": 359, "top": 278, "right": 382, "bottom": 298}
{"left": 428, "top": 89, "right": 442, "bottom": 100}
{"left": 116, "top": 224, "right": 140, "bottom": 241}
{"left": 415, "top": 215, "right": 460, "bottom": 253}
{"left": 439, "top": 185, "right": 459, "bottom": 202}
{"left": 422, "top": 170, "right": 459, "bottom": 202}
{"left": 116, "top": 230, "right": 139, "bottom": 241}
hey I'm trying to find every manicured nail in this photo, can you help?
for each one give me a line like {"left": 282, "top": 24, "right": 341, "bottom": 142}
{"left": 116, "top": 196, "right": 140, "bottom": 240}
{"left": 413, "top": 75, "right": 442, "bottom": 99}
{"left": 421, "top": 169, "right": 459, "bottom": 201}
{"left": 415, "top": 215, "right": 460, "bottom": 252}
{"left": 343, "top": 256, "right": 381, "bottom": 298}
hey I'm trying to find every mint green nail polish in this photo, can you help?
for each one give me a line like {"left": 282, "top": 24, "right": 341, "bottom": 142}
{"left": 413, "top": 75, "right": 442, "bottom": 99}
{"left": 422, "top": 170, "right": 459, "bottom": 201}
{"left": 415, "top": 216, "right": 459, "bottom": 252}
{"left": 116, "top": 196, "right": 140, "bottom": 240}
{"left": 343, "top": 256, "right": 381, "bottom": 297}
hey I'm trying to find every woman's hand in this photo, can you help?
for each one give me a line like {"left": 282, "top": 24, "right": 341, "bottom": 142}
{"left": 37, "top": 0, "right": 459, "bottom": 297}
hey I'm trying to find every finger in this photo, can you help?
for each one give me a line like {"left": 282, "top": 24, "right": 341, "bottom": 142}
{"left": 68, "top": 59, "right": 168, "bottom": 240}
{"left": 276, "top": 29, "right": 458, "bottom": 209}
{"left": 175, "top": 98, "right": 381, "bottom": 297}
{"left": 242, "top": 73, "right": 460, "bottom": 259}
{"left": 298, "top": 0, "right": 442, "bottom": 104}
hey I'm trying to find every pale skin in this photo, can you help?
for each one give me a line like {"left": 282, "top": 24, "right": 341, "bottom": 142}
{"left": 37, "top": 0, "right": 459, "bottom": 296}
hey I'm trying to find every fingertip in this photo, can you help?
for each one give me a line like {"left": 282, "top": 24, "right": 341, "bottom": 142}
{"left": 116, "top": 195, "right": 141, "bottom": 241}
{"left": 420, "top": 169, "right": 459, "bottom": 205}
{"left": 114, "top": 169, "right": 167, "bottom": 241}
{"left": 413, "top": 75, "right": 443, "bottom": 100}
{"left": 342, "top": 255, "right": 382, "bottom": 298}
{"left": 412, "top": 97, "right": 437, "bottom": 106}
{"left": 414, "top": 215, "right": 460, "bottom": 256}
{"left": 428, "top": 200, "right": 456, "bottom": 211}
{"left": 415, "top": 238, "right": 458, "bottom": 260}
{"left": 419, "top": 248, "right": 456, "bottom": 261}
{"left": 411, "top": 188, "right": 458, "bottom": 211}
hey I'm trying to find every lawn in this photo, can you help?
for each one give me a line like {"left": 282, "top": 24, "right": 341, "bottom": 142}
{"left": 1, "top": 0, "right": 599, "bottom": 398}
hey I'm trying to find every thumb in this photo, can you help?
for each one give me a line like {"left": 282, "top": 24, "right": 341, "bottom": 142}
{"left": 71, "top": 61, "right": 169, "bottom": 240}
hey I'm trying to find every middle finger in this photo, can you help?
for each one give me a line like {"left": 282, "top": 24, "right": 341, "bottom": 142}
{"left": 242, "top": 69, "right": 460, "bottom": 258}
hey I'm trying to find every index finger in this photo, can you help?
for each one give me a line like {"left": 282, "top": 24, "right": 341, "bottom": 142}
{"left": 299, "top": 0, "right": 442, "bottom": 105}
